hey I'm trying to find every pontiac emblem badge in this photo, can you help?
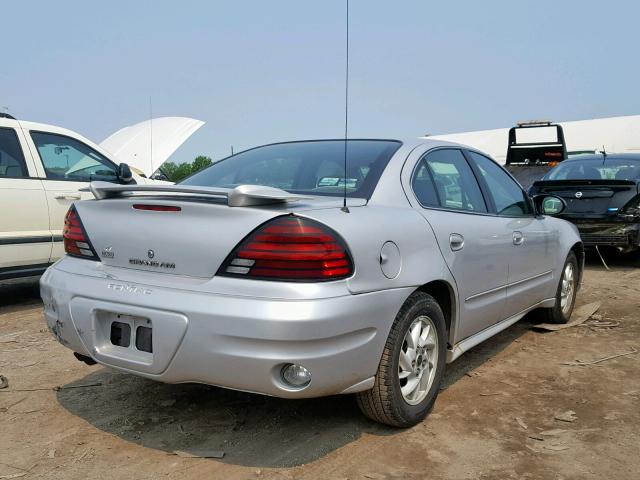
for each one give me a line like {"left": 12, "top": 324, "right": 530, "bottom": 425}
{"left": 575, "top": 192, "right": 583, "bottom": 199}
{"left": 147, "top": 249, "right": 155, "bottom": 259}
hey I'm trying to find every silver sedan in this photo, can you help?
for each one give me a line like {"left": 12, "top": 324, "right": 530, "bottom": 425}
{"left": 41, "top": 138, "right": 582, "bottom": 427}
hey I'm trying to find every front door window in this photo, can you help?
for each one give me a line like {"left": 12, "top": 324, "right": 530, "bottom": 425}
{"left": 31, "top": 132, "right": 118, "bottom": 182}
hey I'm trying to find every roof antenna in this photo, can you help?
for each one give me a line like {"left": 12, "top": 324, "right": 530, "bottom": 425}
{"left": 341, "top": 0, "right": 350, "bottom": 213}
{"left": 149, "top": 96, "right": 154, "bottom": 174}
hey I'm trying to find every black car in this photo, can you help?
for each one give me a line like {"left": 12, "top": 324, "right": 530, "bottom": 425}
{"left": 529, "top": 153, "right": 640, "bottom": 252}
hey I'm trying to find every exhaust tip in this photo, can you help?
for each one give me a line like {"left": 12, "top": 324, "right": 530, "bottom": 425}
{"left": 73, "top": 352, "right": 97, "bottom": 366}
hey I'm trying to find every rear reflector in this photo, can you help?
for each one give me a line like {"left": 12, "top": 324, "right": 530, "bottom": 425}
{"left": 218, "top": 216, "right": 353, "bottom": 282}
{"left": 63, "top": 206, "right": 99, "bottom": 260}
{"left": 133, "top": 204, "right": 181, "bottom": 212}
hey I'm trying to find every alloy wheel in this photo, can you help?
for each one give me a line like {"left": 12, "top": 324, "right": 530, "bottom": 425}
{"left": 398, "top": 315, "right": 439, "bottom": 405}
{"left": 560, "top": 262, "right": 575, "bottom": 315}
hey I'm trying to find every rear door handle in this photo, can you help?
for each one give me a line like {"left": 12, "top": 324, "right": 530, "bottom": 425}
{"left": 449, "top": 233, "right": 464, "bottom": 251}
{"left": 54, "top": 193, "right": 81, "bottom": 200}
{"left": 513, "top": 231, "right": 524, "bottom": 246}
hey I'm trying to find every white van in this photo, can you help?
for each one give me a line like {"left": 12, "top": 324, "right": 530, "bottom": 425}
{"left": 0, "top": 114, "right": 201, "bottom": 280}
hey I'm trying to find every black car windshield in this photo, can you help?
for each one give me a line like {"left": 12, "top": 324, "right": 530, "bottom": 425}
{"left": 545, "top": 157, "right": 640, "bottom": 181}
{"left": 180, "top": 140, "right": 402, "bottom": 199}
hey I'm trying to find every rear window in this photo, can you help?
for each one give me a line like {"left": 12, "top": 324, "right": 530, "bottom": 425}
{"left": 181, "top": 140, "right": 402, "bottom": 199}
{"left": 545, "top": 158, "right": 640, "bottom": 181}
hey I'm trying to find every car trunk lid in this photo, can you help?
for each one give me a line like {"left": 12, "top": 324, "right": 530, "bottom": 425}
{"left": 73, "top": 183, "right": 365, "bottom": 278}
{"left": 532, "top": 179, "right": 638, "bottom": 218}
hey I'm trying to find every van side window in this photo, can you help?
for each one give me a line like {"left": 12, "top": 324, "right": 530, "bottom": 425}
{"left": 414, "top": 149, "right": 487, "bottom": 213}
{"left": 30, "top": 131, "right": 118, "bottom": 182}
{"left": 0, "top": 128, "right": 28, "bottom": 178}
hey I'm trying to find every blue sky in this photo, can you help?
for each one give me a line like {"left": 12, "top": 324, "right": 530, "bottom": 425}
{"left": 2, "top": 1, "right": 638, "bottom": 163}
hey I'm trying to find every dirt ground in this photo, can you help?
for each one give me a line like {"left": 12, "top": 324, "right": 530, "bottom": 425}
{"left": 1, "top": 252, "right": 639, "bottom": 480}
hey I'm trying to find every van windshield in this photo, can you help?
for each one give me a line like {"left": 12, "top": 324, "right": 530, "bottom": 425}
{"left": 180, "top": 140, "right": 402, "bottom": 199}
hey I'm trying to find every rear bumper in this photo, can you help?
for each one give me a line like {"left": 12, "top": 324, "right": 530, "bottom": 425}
{"left": 40, "top": 260, "right": 413, "bottom": 398}
{"left": 573, "top": 221, "right": 640, "bottom": 247}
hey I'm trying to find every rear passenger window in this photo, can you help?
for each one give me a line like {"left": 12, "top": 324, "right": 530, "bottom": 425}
{"left": 413, "top": 149, "right": 487, "bottom": 213}
{"left": 0, "top": 128, "right": 28, "bottom": 178}
{"left": 412, "top": 161, "right": 439, "bottom": 207}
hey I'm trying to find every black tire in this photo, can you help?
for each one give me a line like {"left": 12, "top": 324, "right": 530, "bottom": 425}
{"left": 356, "top": 292, "right": 447, "bottom": 428}
{"left": 539, "top": 251, "right": 579, "bottom": 324}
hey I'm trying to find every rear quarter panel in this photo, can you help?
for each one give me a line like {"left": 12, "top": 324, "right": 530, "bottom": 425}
{"left": 300, "top": 205, "right": 458, "bottom": 350}
{"left": 302, "top": 206, "right": 453, "bottom": 295}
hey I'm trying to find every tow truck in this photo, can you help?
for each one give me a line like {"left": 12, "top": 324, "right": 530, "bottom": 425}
{"left": 504, "top": 120, "right": 568, "bottom": 190}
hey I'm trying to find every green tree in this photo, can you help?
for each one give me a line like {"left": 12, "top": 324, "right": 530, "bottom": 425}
{"left": 172, "top": 163, "right": 193, "bottom": 182}
{"left": 192, "top": 155, "right": 213, "bottom": 172}
{"left": 159, "top": 155, "right": 213, "bottom": 182}
{"left": 160, "top": 161, "right": 178, "bottom": 180}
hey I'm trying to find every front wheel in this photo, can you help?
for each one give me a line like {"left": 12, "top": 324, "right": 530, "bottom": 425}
{"left": 540, "top": 251, "right": 579, "bottom": 324}
{"left": 356, "top": 292, "right": 447, "bottom": 427}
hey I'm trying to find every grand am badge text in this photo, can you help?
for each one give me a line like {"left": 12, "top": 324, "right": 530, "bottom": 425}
{"left": 129, "top": 258, "right": 176, "bottom": 269}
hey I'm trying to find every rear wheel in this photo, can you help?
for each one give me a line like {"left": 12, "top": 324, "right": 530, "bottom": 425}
{"left": 540, "top": 251, "right": 578, "bottom": 324}
{"left": 356, "top": 292, "right": 447, "bottom": 427}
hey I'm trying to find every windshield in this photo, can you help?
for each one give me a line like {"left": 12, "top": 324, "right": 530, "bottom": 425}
{"left": 544, "top": 158, "right": 640, "bottom": 181}
{"left": 180, "top": 140, "right": 402, "bottom": 198}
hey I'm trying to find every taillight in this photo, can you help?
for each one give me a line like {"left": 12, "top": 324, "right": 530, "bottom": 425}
{"left": 621, "top": 196, "right": 640, "bottom": 216}
{"left": 63, "top": 206, "right": 99, "bottom": 260}
{"left": 218, "top": 216, "right": 353, "bottom": 282}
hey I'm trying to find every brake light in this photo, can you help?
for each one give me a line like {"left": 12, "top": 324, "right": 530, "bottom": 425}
{"left": 133, "top": 204, "right": 181, "bottom": 212}
{"left": 218, "top": 216, "right": 353, "bottom": 282}
{"left": 63, "top": 206, "right": 98, "bottom": 260}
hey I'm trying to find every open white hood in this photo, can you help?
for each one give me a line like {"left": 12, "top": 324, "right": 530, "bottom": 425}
{"left": 100, "top": 117, "right": 205, "bottom": 177}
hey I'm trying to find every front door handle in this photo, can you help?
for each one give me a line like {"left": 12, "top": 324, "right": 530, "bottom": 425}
{"left": 450, "top": 233, "right": 464, "bottom": 251}
{"left": 513, "top": 231, "right": 524, "bottom": 246}
{"left": 54, "top": 193, "right": 81, "bottom": 200}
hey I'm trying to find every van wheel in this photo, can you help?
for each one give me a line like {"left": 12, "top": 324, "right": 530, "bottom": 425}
{"left": 540, "top": 251, "right": 578, "bottom": 324}
{"left": 356, "top": 292, "right": 447, "bottom": 427}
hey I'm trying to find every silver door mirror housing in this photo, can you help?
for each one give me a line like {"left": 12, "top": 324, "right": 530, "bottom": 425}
{"left": 533, "top": 194, "right": 566, "bottom": 215}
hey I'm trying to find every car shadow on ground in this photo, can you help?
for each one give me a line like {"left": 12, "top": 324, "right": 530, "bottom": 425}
{"left": 57, "top": 369, "right": 392, "bottom": 468}
{"left": 51, "top": 248, "right": 640, "bottom": 468}
{"left": 55, "top": 316, "right": 540, "bottom": 468}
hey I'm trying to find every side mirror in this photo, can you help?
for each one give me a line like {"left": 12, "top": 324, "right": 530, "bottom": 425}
{"left": 533, "top": 194, "right": 566, "bottom": 216}
{"left": 117, "top": 163, "right": 133, "bottom": 183}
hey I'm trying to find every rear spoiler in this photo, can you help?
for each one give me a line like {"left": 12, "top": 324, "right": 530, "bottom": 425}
{"left": 532, "top": 179, "right": 637, "bottom": 187}
{"left": 84, "top": 181, "right": 311, "bottom": 207}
